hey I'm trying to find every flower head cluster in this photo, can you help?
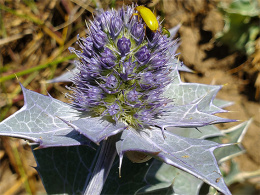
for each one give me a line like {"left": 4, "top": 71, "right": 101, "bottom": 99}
{"left": 69, "top": 5, "right": 174, "bottom": 128}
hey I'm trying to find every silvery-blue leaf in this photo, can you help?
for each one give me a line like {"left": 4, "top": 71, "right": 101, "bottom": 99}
{"left": 47, "top": 67, "right": 78, "bottom": 83}
{"left": 137, "top": 159, "right": 203, "bottom": 195}
{"left": 155, "top": 101, "right": 234, "bottom": 129}
{"left": 135, "top": 183, "right": 174, "bottom": 195}
{"left": 116, "top": 127, "right": 232, "bottom": 195}
{"left": 167, "top": 125, "right": 223, "bottom": 139}
{"left": 63, "top": 117, "right": 126, "bottom": 144}
{"left": 159, "top": 68, "right": 236, "bottom": 128}
{"left": 166, "top": 57, "right": 193, "bottom": 73}
{"left": 209, "top": 120, "right": 252, "bottom": 163}
{"left": 165, "top": 69, "right": 227, "bottom": 114}
{"left": 0, "top": 85, "right": 89, "bottom": 148}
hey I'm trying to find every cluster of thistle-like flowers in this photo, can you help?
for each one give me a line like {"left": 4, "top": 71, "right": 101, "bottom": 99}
{"left": 68, "top": 5, "right": 174, "bottom": 128}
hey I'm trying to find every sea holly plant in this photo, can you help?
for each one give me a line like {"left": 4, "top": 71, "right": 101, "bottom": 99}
{"left": 0, "top": 4, "right": 247, "bottom": 195}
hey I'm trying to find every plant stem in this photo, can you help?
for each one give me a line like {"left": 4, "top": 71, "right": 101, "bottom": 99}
{"left": 84, "top": 135, "right": 118, "bottom": 195}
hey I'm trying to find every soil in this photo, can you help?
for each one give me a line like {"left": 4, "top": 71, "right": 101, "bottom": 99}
{"left": 0, "top": 0, "right": 259, "bottom": 194}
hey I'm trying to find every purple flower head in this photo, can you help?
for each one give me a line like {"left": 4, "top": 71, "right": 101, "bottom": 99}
{"left": 127, "top": 88, "right": 139, "bottom": 102}
{"left": 91, "top": 29, "right": 107, "bottom": 50}
{"left": 143, "top": 90, "right": 160, "bottom": 102}
{"left": 108, "top": 103, "right": 120, "bottom": 116}
{"left": 87, "top": 86, "right": 103, "bottom": 102}
{"left": 120, "top": 57, "right": 135, "bottom": 81}
{"left": 69, "top": 5, "right": 174, "bottom": 127}
{"left": 147, "top": 30, "right": 171, "bottom": 52}
{"left": 75, "top": 58, "right": 101, "bottom": 83}
{"left": 110, "top": 15, "right": 123, "bottom": 38}
{"left": 131, "top": 22, "right": 145, "bottom": 45}
{"left": 68, "top": 47, "right": 84, "bottom": 60}
{"left": 104, "top": 74, "right": 119, "bottom": 89}
{"left": 96, "top": 11, "right": 113, "bottom": 32}
{"left": 75, "top": 36, "right": 93, "bottom": 58}
{"left": 149, "top": 52, "right": 167, "bottom": 69}
{"left": 100, "top": 47, "right": 116, "bottom": 69}
{"left": 135, "top": 45, "right": 151, "bottom": 65}
{"left": 155, "top": 70, "right": 171, "bottom": 87}
{"left": 135, "top": 110, "right": 154, "bottom": 125}
{"left": 117, "top": 37, "right": 131, "bottom": 56}
{"left": 139, "top": 72, "right": 155, "bottom": 90}
{"left": 87, "top": 58, "right": 101, "bottom": 76}
{"left": 119, "top": 5, "right": 135, "bottom": 27}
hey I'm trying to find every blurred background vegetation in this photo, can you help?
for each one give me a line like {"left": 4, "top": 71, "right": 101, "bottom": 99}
{"left": 0, "top": 0, "right": 259, "bottom": 194}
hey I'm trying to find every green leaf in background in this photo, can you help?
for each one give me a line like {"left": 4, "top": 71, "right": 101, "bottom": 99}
{"left": 216, "top": 0, "right": 260, "bottom": 55}
{"left": 137, "top": 159, "right": 203, "bottom": 195}
{"left": 209, "top": 119, "right": 252, "bottom": 163}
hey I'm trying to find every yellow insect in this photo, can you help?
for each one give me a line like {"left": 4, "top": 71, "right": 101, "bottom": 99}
{"left": 133, "top": 6, "right": 159, "bottom": 32}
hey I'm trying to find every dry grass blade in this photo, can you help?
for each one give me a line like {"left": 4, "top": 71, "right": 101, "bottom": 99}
{"left": 0, "top": 54, "right": 76, "bottom": 83}
{"left": 0, "top": 4, "right": 44, "bottom": 25}
{"left": 0, "top": 150, "right": 4, "bottom": 160}
{"left": 0, "top": 29, "right": 33, "bottom": 46}
{"left": 253, "top": 38, "right": 260, "bottom": 99}
{"left": 70, "top": 0, "right": 95, "bottom": 13}
{"left": 1, "top": 138, "right": 35, "bottom": 194}
{"left": 54, "top": 1, "right": 91, "bottom": 31}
